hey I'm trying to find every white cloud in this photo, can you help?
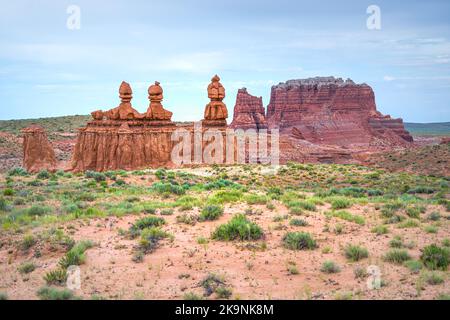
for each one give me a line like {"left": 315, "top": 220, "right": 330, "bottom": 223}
{"left": 383, "top": 75, "right": 396, "bottom": 81}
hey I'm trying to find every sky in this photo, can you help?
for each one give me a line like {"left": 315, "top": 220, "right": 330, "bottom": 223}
{"left": 0, "top": 0, "right": 449, "bottom": 122}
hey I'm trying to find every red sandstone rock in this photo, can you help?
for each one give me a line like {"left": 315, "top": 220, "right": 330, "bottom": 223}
{"left": 203, "top": 75, "right": 228, "bottom": 126}
{"left": 230, "top": 88, "right": 267, "bottom": 130}
{"left": 22, "top": 125, "right": 57, "bottom": 173}
{"left": 145, "top": 81, "right": 173, "bottom": 121}
{"left": 266, "top": 77, "right": 412, "bottom": 145}
{"left": 440, "top": 137, "right": 450, "bottom": 145}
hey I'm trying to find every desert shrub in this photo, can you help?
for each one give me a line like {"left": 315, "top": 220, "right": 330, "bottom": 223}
{"left": 282, "top": 232, "right": 317, "bottom": 250}
{"left": 212, "top": 214, "right": 263, "bottom": 241}
{"left": 7, "top": 167, "right": 28, "bottom": 176}
{"left": 18, "top": 261, "right": 36, "bottom": 274}
{"left": 0, "top": 197, "right": 9, "bottom": 211}
{"left": 27, "top": 205, "right": 52, "bottom": 216}
{"left": 37, "top": 170, "right": 50, "bottom": 179}
{"left": 129, "top": 216, "right": 165, "bottom": 238}
{"left": 215, "top": 286, "right": 232, "bottom": 299}
{"left": 398, "top": 219, "right": 420, "bottom": 229}
{"left": 408, "top": 186, "right": 435, "bottom": 194}
{"left": 44, "top": 269, "right": 68, "bottom": 285}
{"left": 371, "top": 225, "right": 389, "bottom": 235}
{"left": 330, "top": 197, "right": 352, "bottom": 210}
{"left": 423, "top": 271, "right": 445, "bottom": 285}
{"left": 289, "top": 206, "right": 304, "bottom": 215}
{"left": 13, "top": 198, "right": 25, "bottom": 205}
{"left": 151, "top": 182, "right": 186, "bottom": 195}
{"left": 244, "top": 194, "right": 268, "bottom": 205}
{"left": 85, "top": 171, "right": 106, "bottom": 182}
{"left": 0, "top": 292, "right": 7, "bottom": 300}
{"left": 428, "top": 212, "right": 441, "bottom": 221}
{"left": 138, "top": 227, "right": 171, "bottom": 254}
{"left": 404, "top": 260, "right": 423, "bottom": 274}
{"left": 321, "top": 261, "right": 341, "bottom": 273}
{"left": 381, "top": 201, "right": 403, "bottom": 218}
{"left": 290, "top": 218, "right": 308, "bottom": 226}
{"left": 384, "top": 249, "right": 411, "bottom": 264}
{"left": 207, "top": 190, "right": 243, "bottom": 205}
{"left": 442, "top": 239, "right": 450, "bottom": 247}
{"left": 354, "top": 267, "right": 368, "bottom": 279}
{"left": 199, "top": 205, "right": 224, "bottom": 221}
{"left": 389, "top": 236, "right": 403, "bottom": 248}
{"left": 176, "top": 213, "right": 198, "bottom": 225}
{"left": 160, "top": 208, "right": 174, "bottom": 216}
{"left": 326, "top": 210, "right": 365, "bottom": 225}
{"left": 37, "top": 286, "right": 78, "bottom": 300}
{"left": 183, "top": 292, "right": 204, "bottom": 300}
{"left": 367, "top": 189, "right": 383, "bottom": 196}
{"left": 424, "top": 225, "right": 438, "bottom": 234}
{"left": 204, "top": 179, "right": 241, "bottom": 190}
{"left": 59, "top": 240, "right": 94, "bottom": 269}
{"left": 3, "top": 188, "right": 14, "bottom": 196}
{"left": 21, "top": 234, "right": 36, "bottom": 250}
{"left": 406, "top": 206, "right": 421, "bottom": 219}
{"left": 200, "top": 273, "right": 225, "bottom": 296}
{"left": 421, "top": 244, "right": 449, "bottom": 270}
{"left": 344, "top": 244, "right": 368, "bottom": 262}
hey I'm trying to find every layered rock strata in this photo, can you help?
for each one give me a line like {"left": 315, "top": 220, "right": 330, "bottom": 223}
{"left": 22, "top": 125, "right": 57, "bottom": 173}
{"left": 230, "top": 88, "right": 267, "bottom": 130}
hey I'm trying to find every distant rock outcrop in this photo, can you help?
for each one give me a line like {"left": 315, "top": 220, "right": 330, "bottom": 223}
{"left": 230, "top": 88, "right": 267, "bottom": 130}
{"left": 266, "top": 77, "right": 413, "bottom": 145}
{"left": 22, "top": 125, "right": 57, "bottom": 173}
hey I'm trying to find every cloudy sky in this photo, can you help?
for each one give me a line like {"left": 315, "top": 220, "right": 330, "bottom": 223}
{"left": 0, "top": 0, "right": 449, "bottom": 122}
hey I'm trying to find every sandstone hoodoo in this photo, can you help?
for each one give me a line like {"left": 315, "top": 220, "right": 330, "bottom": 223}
{"left": 266, "top": 77, "right": 413, "bottom": 145}
{"left": 230, "top": 88, "right": 267, "bottom": 130}
{"left": 202, "top": 74, "right": 228, "bottom": 127}
{"left": 22, "top": 125, "right": 57, "bottom": 173}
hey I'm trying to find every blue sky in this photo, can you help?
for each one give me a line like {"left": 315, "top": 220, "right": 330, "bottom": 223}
{"left": 0, "top": 0, "right": 449, "bottom": 122}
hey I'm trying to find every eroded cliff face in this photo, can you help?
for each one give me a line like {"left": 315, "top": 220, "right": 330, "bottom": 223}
{"left": 266, "top": 77, "right": 412, "bottom": 145}
{"left": 230, "top": 88, "right": 267, "bottom": 130}
{"left": 22, "top": 126, "right": 57, "bottom": 173}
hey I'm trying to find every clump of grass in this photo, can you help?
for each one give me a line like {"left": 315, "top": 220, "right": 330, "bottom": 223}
{"left": 160, "top": 208, "right": 174, "bottom": 216}
{"left": 326, "top": 210, "right": 365, "bottom": 225}
{"left": 354, "top": 266, "right": 368, "bottom": 279}
{"left": 289, "top": 207, "right": 304, "bottom": 215}
{"left": 404, "top": 260, "right": 423, "bottom": 274}
{"left": 428, "top": 212, "right": 441, "bottom": 221}
{"left": 423, "top": 271, "right": 445, "bottom": 285}
{"left": 215, "top": 286, "right": 233, "bottom": 299}
{"left": 244, "top": 194, "right": 268, "bottom": 205}
{"left": 183, "top": 292, "right": 204, "bottom": 300}
{"left": 371, "top": 225, "right": 389, "bottom": 235}
{"left": 44, "top": 269, "right": 68, "bottom": 285}
{"left": 176, "top": 213, "right": 198, "bottom": 225}
{"left": 200, "top": 273, "right": 226, "bottom": 297}
{"left": 18, "top": 261, "right": 36, "bottom": 274}
{"left": 197, "top": 237, "right": 209, "bottom": 245}
{"left": 129, "top": 216, "right": 165, "bottom": 238}
{"left": 151, "top": 182, "right": 186, "bottom": 195}
{"left": 421, "top": 244, "right": 449, "bottom": 270}
{"left": 20, "top": 234, "right": 36, "bottom": 251}
{"left": 37, "top": 170, "right": 50, "bottom": 179}
{"left": 0, "top": 292, "right": 7, "bottom": 300}
{"left": 344, "top": 244, "right": 369, "bottom": 262}
{"left": 282, "top": 232, "right": 317, "bottom": 250}
{"left": 389, "top": 236, "right": 403, "bottom": 248}
{"left": 330, "top": 197, "right": 352, "bottom": 210}
{"left": 290, "top": 218, "right": 308, "bottom": 226}
{"left": 212, "top": 214, "right": 263, "bottom": 241}
{"left": 321, "top": 261, "right": 341, "bottom": 274}
{"left": 287, "top": 261, "right": 299, "bottom": 275}
{"left": 199, "top": 205, "right": 224, "bottom": 221}
{"left": 59, "top": 240, "right": 94, "bottom": 269}
{"left": 398, "top": 219, "right": 420, "bottom": 229}
{"left": 384, "top": 249, "right": 411, "bottom": 264}
{"left": 37, "top": 286, "right": 79, "bottom": 300}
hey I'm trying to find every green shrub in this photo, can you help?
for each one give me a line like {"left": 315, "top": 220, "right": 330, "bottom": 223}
{"left": 0, "top": 292, "right": 7, "bottom": 300}
{"left": 3, "top": 188, "right": 14, "bottom": 196}
{"left": 199, "top": 205, "right": 224, "bottom": 221}
{"left": 326, "top": 210, "right": 365, "bottom": 225}
{"left": 37, "top": 286, "right": 78, "bottom": 300}
{"left": 282, "top": 232, "right": 317, "bottom": 250}
{"left": 398, "top": 219, "right": 420, "bottom": 229}
{"left": 421, "top": 244, "right": 449, "bottom": 270}
{"left": 384, "top": 249, "right": 411, "bottom": 264}
{"left": 424, "top": 225, "right": 438, "bottom": 234}
{"left": 176, "top": 213, "right": 198, "bottom": 225}
{"left": 428, "top": 212, "right": 441, "bottom": 221}
{"left": 183, "top": 292, "right": 204, "bottom": 300}
{"left": 408, "top": 186, "right": 435, "bottom": 194}
{"left": 160, "top": 208, "right": 174, "bottom": 216}
{"left": 321, "top": 261, "right": 341, "bottom": 273}
{"left": 27, "top": 205, "right": 52, "bottom": 216}
{"left": 0, "top": 197, "right": 9, "bottom": 211}
{"left": 389, "top": 236, "right": 403, "bottom": 248}
{"left": 59, "top": 240, "right": 94, "bottom": 269}
{"left": 215, "top": 286, "right": 232, "bottom": 299}
{"left": 404, "top": 260, "right": 423, "bottom": 274}
{"left": 405, "top": 206, "right": 421, "bottom": 219}
{"left": 44, "top": 269, "right": 68, "bottom": 285}
{"left": 18, "top": 261, "right": 36, "bottom": 274}
{"left": 8, "top": 167, "right": 28, "bottom": 176}
{"left": 138, "top": 227, "right": 171, "bottom": 254}
{"left": 212, "top": 214, "right": 263, "bottom": 241}
{"left": 151, "top": 182, "right": 186, "bottom": 195}
{"left": 200, "top": 273, "right": 226, "bottom": 296}
{"left": 371, "top": 225, "right": 389, "bottom": 235}
{"left": 37, "top": 170, "right": 50, "bottom": 179}
{"left": 21, "top": 234, "right": 36, "bottom": 250}
{"left": 290, "top": 218, "right": 308, "bottom": 226}
{"left": 344, "top": 244, "right": 369, "bottom": 261}
{"left": 129, "top": 216, "right": 165, "bottom": 238}
{"left": 423, "top": 271, "right": 445, "bottom": 285}
{"left": 330, "top": 197, "right": 352, "bottom": 210}
{"left": 289, "top": 206, "right": 304, "bottom": 215}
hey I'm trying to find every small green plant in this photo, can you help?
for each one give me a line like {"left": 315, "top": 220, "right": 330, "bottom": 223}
{"left": 21, "top": 234, "right": 36, "bottom": 251}
{"left": 330, "top": 197, "right": 352, "bottom": 210}
{"left": 160, "top": 208, "right": 174, "bottom": 216}
{"left": 389, "top": 236, "right": 403, "bottom": 248}
{"left": 371, "top": 225, "right": 389, "bottom": 235}
{"left": 44, "top": 269, "right": 68, "bottom": 285}
{"left": 183, "top": 292, "right": 204, "bottom": 300}
{"left": 200, "top": 273, "right": 225, "bottom": 296}
{"left": 384, "top": 249, "right": 411, "bottom": 264}
{"left": 423, "top": 271, "right": 444, "bottom": 285}
{"left": 129, "top": 216, "right": 165, "bottom": 238}
{"left": 138, "top": 227, "right": 172, "bottom": 254}
{"left": 321, "top": 261, "right": 341, "bottom": 273}
{"left": 404, "top": 260, "right": 423, "bottom": 274}
{"left": 420, "top": 244, "right": 449, "bottom": 270}
{"left": 344, "top": 244, "right": 369, "bottom": 262}
{"left": 290, "top": 218, "right": 308, "bottom": 226}
{"left": 18, "top": 261, "right": 36, "bottom": 274}
{"left": 197, "top": 237, "right": 209, "bottom": 245}
{"left": 398, "top": 219, "right": 420, "bottom": 229}
{"left": 199, "top": 205, "right": 224, "bottom": 221}
{"left": 282, "top": 232, "right": 317, "bottom": 250}
{"left": 287, "top": 263, "right": 299, "bottom": 275}
{"left": 427, "top": 212, "right": 441, "bottom": 221}
{"left": 3, "top": 188, "right": 14, "bottom": 196}
{"left": 59, "top": 240, "right": 94, "bottom": 269}
{"left": 176, "top": 213, "right": 198, "bottom": 225}
{"left": 354, "top": 266, "right": 368, "bottom": 279}
{"left": 326, "top": 210, "right": 365, "bottom": 225}
{"left": 212, "top": 214, "right": 263, "bottom": 241}
{"left": 37, "top": 170, "right": 50, "bottom": 179}
{"left": 0, "top": 292, "right": 7, "bottom": 300}
{"left": 37, "top": 286, "right": 78, "bottom": 300}
{"left": 215, "top": 286, "right": 233, "bottom": 299}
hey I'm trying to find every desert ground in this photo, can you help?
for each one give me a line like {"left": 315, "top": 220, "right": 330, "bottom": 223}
{"left": 0, "top": 159, "right": 449, "bottom": 300}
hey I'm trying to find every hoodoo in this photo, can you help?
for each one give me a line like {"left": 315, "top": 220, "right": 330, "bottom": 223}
{"left": 22, "top": 125, "right": 57, "bottom": 173}
{"left": 230, "top": 88, "right": 267, "bottom": 130}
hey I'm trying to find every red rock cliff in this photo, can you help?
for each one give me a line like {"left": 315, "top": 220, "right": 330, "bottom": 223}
{"left": 266, "top": 77, "right": 412, "bottom": 145}
{"left": 230, "top": 88, "right": 267, "bottom": 130}
{"left": 22, "top": 125, "right": 57, "bottom": 173}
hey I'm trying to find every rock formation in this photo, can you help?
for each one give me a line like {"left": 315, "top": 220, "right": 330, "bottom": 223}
{"left": 230, "top": 88, "right": 267, "bottom": 130}
{"left": 266, "top": 77, "right": 412, "bottom": 145}
{"left": 203, "top": 75, "right": 228, "bottom": 126}
{"left": 22, "top": 125, "right": 57, "bottom": 173}
{"left": 145, "top": 81, "right": 173, "bottom": 121}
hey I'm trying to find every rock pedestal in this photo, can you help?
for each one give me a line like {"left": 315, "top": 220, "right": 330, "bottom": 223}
{"left": 22, "top": 125, "right": 57, "bottom": 173}
{"left": 202, "top": 75, "right": 228, "bottom": 127}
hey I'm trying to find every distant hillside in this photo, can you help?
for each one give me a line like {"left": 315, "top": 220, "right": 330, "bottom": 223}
{"left": 405, "top": 122, "right": 450, "bottom": 136}
{"left": 0, "top": 115, "right": 91, "bottom": 137}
